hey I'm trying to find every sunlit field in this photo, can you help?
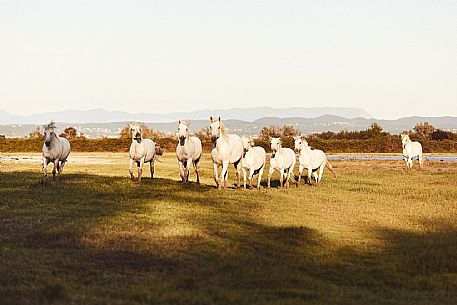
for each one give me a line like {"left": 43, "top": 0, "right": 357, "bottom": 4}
{"left": 1, "top": 152, "right": 457, "bottom": 305}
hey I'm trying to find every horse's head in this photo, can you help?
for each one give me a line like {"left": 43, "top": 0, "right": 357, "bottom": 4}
{"left": 177, "top": 120, "right": 190, "bottom": 146}
{"left": 43, "top": 121, "right": 57, "bottom": 147}
{"left": 294, "top": 135, "right": 308, "bottom": 152}
{"left": 209, "top": 116, "right": 222, "bottom": 143}
{"left": 400, "top": 133, "right": 410, "bottom": 145}
{"left": 270, "top": 137, "right": 282, "bottom": 155}
{"left": 241, "top": 136, "right": 253, "bottom": 152}
{"left": 129, "top": 123, "right": 142, "bottom": 141}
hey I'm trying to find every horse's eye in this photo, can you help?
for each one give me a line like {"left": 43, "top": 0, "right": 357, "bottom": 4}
{"left": 218, "top": 127, "right": 221, "bottom": 130}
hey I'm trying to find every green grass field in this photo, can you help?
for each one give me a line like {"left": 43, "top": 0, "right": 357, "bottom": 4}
{"left": 1, "top": 153, "right": 457, "bottom": 305}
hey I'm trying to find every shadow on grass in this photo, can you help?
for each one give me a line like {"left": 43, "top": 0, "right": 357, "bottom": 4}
{"left": 1, "top": 172, "right": 457, "bottom": 305}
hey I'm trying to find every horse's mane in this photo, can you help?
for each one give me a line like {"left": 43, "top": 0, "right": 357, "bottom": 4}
{"left": 180, "top": 120, "right": 190, "bottom": 127}
{"left": 219, "top": 121, "right": 228, "bottom": 138}
{"left": 44, "top": 121, "right": 56, "bottom": 131}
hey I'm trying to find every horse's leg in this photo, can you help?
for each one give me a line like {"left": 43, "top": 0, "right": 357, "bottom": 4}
{"left": 307, "top": 168, "right": 313, "bottom": 185}
{"left": 249, "top": 168, "right": 255, "bottom": 189}
{"left": 313, "top": 171, "right": 319, "bottom": 184}
{"left": 289, "top": 166, "right": 298, "bottom": 187}
{"left": 220, "top": 161, "right": 229, "bottom": 189}
{"left": 150, "top": 160, "right": 155, "bottom": 179}
{"left": 298, "top": 164, "right": 304, "bottom": 184}
{"left": 138, "top": 159, "right": 144, "bottom": 182}
{"left": 419, "top": 153, "right": 424, "bottom": 169}
{"left": 178, "top": 160, "right": 185, "bottom": 182}
{"left": 193, "top": 160, "right": 200, "bottom": 184}
{"left": 279, "top": 168, "right": 284, "bottom": 189}
{"left": 267, "top": 166, "right": 274, "bottom": 189}
{"left": 234, "top": 160, "right": 241, "bottom": 189}
{"left": 59, "top": 160, "right": 66, "bottom": 175}
{"left": 129, "top": 158, "right": 135, "bottom": 180}
{"left": 213, "top": 163, "right": 220, "bottom": 189}
{"left": 257, "top": 166, "right": 264, "bottom": 190}
{"left": 52, "top": 160, "right": 58, "bottom": 180}
{"left": 185, "top": 159, "right": 192, "bottom": 182}
{"left": 42, "top": 157, "right": 49, "bottom": 177}
{"left": 317, "top": 164, "right": 325, "bottom": 183}
{"left": 242, "top": 167, "right": 247, "bottom": 189}
{"left": 284, "top": 169, "right": 291, "bottom": 189}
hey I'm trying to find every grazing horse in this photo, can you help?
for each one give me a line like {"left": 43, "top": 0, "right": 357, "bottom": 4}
{"left": 241, "top": 136, "right": 266, "bottom": 189}
{"left": 210, "top": 116, "right": 244, "bottom": 189}
{"left": 294, "top": 135, "right": 335, "bottom": 185}
{"left": 42, "top": 121, "right": 71, "bottom": 180}
{"left": 401, "top": 133, "right": 423, "bottom": 169}
{"left": 129, "top": 123, "right": 156, "bottom": 182}
{"left": 267, "top": 137, "right": 297, "bottom": 189}
{"left": 176, "top": 120, "right": 202, "bottom": 183}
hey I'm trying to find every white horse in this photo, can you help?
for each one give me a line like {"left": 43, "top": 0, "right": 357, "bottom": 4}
{"left": 294, "top": 135, "right": 335, "bottom": 185}
{"left": 42, "top": 121, "right": 71, "bottom": 180}
{"left": 176, "top": 120, "right": 202, "bottom": 183}
{"left": 129, "top": 123, "right": 156, "bottom": 182}
{"left": 241, "top": 136, "right": 266, "bottom": 189}
{"left": 267, "top": 137, "right": 297, "bottom": 189}
{"left": 210, "top": 116, "right": 244, "bottom": 189}
{"left": 401, "top": 133, "right": 423, "bottom": 169}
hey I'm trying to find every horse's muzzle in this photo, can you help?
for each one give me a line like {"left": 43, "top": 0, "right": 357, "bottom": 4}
{"left": 211, "top": 136, "right": 218, "bottom": 143}
{"left": 45, "top": 141, "right": 51, "bottom": 147}
{"left": 135, "top": 133, "right": 141, "bottom": 138}
{"left": 179, "top": 136, "right": 185, "bottom": 146}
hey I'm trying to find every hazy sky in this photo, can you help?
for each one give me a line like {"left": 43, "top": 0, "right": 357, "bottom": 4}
{"left": 1, "top": 0, "right": 456, "bottom": 119}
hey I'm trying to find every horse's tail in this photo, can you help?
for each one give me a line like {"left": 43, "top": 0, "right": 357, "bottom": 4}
{"left": 326, "top": 160, "right": 337, "bottom": 178}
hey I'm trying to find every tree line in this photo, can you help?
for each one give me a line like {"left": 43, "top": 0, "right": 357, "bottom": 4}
{"left": 1, "top": 122, "right": 456, "bottom": 153}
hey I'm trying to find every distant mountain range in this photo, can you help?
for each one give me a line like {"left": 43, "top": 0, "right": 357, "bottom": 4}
{"left": 0, "top": 107, "right": 371, "bottom": 125}
{"left": 1, "top": 108, "right": 457, "bottom": 138}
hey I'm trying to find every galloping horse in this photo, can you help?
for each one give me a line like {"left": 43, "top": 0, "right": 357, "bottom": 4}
{"left": 176, "top": 120, "right": 202, "bottom": 183}
{"left": 294, "top": 135, "right": 335, "bottom": 184}
{"left": 129, "top": 123, "right": 156, "bottom": 182}
{"left": 42, "top": 121, "right": 71, "bottom": 180}
{"left": 209, "top": 116, "right": 244, "bottom": 189}
{"left": 267, "top": 137, "right": 297, "bottom": 189}
{"left": 241, "top": 136, "right": 266, "bottom": 189}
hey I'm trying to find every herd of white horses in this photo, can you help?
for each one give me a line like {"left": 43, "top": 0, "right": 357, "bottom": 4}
{"left": 41, "top": 118, "right": 424, "bottom": 189}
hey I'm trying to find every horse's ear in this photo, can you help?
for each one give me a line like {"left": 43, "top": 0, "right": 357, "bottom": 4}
{"left": 178, "top": 120, "right": 181, "bottom": 124}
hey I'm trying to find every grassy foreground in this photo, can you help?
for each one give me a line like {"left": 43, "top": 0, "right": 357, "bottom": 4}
{"left": 1, "top": 153, "right": 457, "bottom": 305}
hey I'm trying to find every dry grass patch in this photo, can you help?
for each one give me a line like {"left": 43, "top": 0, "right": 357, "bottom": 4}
{"left": 1, "top": 153, "right": 457, "bottom": 304}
